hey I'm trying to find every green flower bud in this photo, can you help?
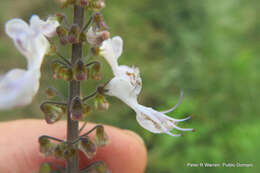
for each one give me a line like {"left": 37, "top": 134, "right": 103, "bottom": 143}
{"left": 70, "top": 96, "right": 84, "bottom": 121}
{"left": 78, "top": 0, "right": 89, "bottom": 7}
{"left": 92, "top": 13, "right": 108, "bottom": 31}
{"left": 83, "top": 104, "right": 92, "bottom": 117}
{"left": 38, "top": 136, "right": 57, "bottom": 156}
{"left": 41, "top": 104, "right": 65, "bottom": 124}
{"left": 91, "top": 63, "right": 102, "bottom": 80}
{"left": 62, "top": 68, "right": 73, "bottom": 81}
{"left": 73, "top": 60, "right": 87, "bottom": 81}
{"left": 94, "top": 94, "right": 109, "bottom": 111}
{"left": 38, "top": 136, "right": 50, "bottom": 146}
{"left": 54, "top": 142, "right": 67, "bottom": 158}
{"left": 79, "top": 137, "right": 96, "bottom": 159}
{"left": 94, "top": 125, "right": 109, "bottom": 147}
{"left": 56, "top": 26, "right": 68, "bottom": 45}
{"left": 64, "top": 145, "right": 77, "bottom": 160}
{"left": 68, "top": 24, "right": 80, "bottom": 44}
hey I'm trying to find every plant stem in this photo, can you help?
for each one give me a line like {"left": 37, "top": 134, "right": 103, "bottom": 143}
{"left": 66, "top": 5, "right": 84, "bottom": 173}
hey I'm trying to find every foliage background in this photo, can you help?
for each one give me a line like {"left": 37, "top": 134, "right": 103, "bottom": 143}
{"left": 0, "top": 0, "right": 259, "bottom": 172}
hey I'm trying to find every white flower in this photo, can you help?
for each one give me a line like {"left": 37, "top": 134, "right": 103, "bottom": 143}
{"left": 0, "top": 15, "right": 59, "bottom": 110}
{"left": 101, "top": 36, "right": 193, "bottom": 136}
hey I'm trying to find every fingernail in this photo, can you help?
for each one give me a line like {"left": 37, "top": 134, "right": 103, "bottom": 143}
{"left": 122, "top": 130, "right": 145, "bottom": 146}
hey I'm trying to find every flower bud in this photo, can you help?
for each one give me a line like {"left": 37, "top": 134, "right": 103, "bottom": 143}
{"left": 62, "top": 68, "right": 73, "bottom": 81}
{"left": 91, "top": 62, "right": 102, "bottom": 80}
{"left": 79, "top": 137, "right": 96, "bottom": 159}
{"left": 64, "top": 145, "right": 77, "bottom": 160}
{"left": 39, "top": 136, "right": 50, "bottom": 146}
{"left": 78, "top": 0, "right": 89, "bottom": 7}
{"left": 56, "top": 26, "right": 67, "bottom": 36}
{"left": 56, "top": 26, "right": 68, "bottom": 45}
{"left": 90, "top": 0, "right": 105, "bottom": 11}
{"left": 92, "top": 13, "right": 108, "bottom": 31}
{"left": 68, "top": 24, "right": 80, "bottom": 44}
{"left": 83, "top": 104, "right": 92, "bottom": 117}
{"left": 94, "top": 94, "right": 109, "bottom": 111}
{"left": 57, "top": 66, "right": 68, "bottom": 79}
{"left": 70, "top": 96, "right": 84, "bottom": 120}
{"left": 73, "top": 60, "right": 87, "bottom": 81}
{"left": 54, "top": 142, "right": 67, "bottom": 158}
{"left": 39, "top": 136, "right": 57, "bottom": 156}
{"left": 45, "top": 87, "right": 57, "bottom": 99}
{"left": 41, "top": 104, "right": 65, "bottom": 124}
{"left": 94, "top": 125, "right": 109, "bottom": 147}
{"left": 51, "top": 62, "right": 63, "bottom": 79}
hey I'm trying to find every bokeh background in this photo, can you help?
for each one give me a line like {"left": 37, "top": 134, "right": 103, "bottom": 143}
{"left": 0, "top": 0, "right": 259, "bottom": 173}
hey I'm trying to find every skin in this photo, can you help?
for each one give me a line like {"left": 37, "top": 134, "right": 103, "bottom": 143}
{"left": 0, "top": 119, "right": 147, "bottom": 173}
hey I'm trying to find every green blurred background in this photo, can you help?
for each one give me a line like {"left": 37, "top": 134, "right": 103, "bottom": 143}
{"left": 0, "top": 0, "right": 259, "bottom": 172}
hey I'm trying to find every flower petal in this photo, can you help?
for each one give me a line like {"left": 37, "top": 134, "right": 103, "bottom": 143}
{"left": 100, "top": 36, "right": 123, "bottom": 74}
{"left": 0, "top": 68, "right": 40, "bottom": 110}
{"left": 30, "top": 15, "right": 59, "bottom": 38}
{"left": 105, "top": 77, "right": 138, "bottom": 106}
{"left": 5, "top": 18, "right": 31, "bottom": 39}
{"left": 5, "top": 17, "right": 50, "bottom": 70}
{"left": 5, "top": 18, "right": 33, "bottom": 59}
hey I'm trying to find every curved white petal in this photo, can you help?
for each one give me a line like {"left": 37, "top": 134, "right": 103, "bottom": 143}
{"left": 5, "top": 18, "right": 31, "bottom": 38}
{"left": 134, "top": 104, "right": 193, "bottom": 136}
{"left": 0, "top": 68, "right": 40, "bottom": 110}
{"left": 100, "top": 36, "right": 123, "bottom": 74}
{"left": 5, "top": 19, "right": 33, "bottom": 59}
{"left": 111, "top": 36, "right": 123, "bottom": 59}
{"left": 30, "top": 15, "right": 59, "bottom": 38}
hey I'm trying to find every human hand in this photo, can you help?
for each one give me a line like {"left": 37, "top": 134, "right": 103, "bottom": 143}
{"left": 0, "top": 120, "right": 147, "bottom": 173}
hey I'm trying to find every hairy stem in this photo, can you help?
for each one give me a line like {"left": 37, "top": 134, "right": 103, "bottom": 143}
{"left": 66, "top": 5, "right": 84, "bottom": 173}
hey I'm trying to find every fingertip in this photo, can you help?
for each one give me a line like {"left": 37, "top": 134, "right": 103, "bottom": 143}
{"left": 79, "top": 125, "right": 147, "bottom": 173}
